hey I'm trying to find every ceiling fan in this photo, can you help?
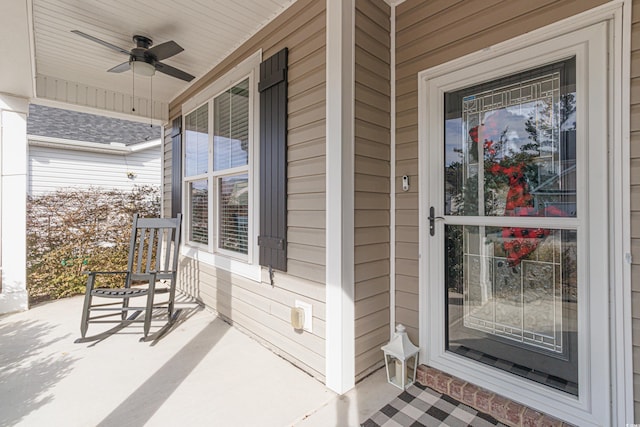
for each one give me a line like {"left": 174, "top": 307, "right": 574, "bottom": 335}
{"left": 71, "top": 30, "right": 195, "bottom": 82}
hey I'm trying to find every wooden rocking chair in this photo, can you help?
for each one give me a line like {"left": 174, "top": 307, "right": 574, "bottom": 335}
{"left": 79, "top": 214, "right": 182, "bottom": 340}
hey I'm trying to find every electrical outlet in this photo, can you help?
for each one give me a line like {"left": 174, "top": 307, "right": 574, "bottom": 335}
{"left": 294, "top": 300, "right": 313, "bottom": 333}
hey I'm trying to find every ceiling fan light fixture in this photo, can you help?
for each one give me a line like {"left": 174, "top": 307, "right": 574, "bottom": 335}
{"left": 131, "top": 61, "right": 155, "bottom": 77}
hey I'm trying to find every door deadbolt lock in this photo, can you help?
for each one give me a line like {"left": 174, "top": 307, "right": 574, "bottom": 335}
{"left": 428, "top": 206, "right": 444, "bottom": 236}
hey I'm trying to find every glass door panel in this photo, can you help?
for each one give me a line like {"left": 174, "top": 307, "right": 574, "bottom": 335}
{"left": 443, "top": 58, "right": 579, "bottom": 395}
{"left": 444, "top": 61, "right": 576, "bottom": 218}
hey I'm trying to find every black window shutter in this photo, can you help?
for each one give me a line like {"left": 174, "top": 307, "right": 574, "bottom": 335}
{"left": 171, "top": 116, "right": 182, "bottom": 218}
{"left": 258, "top": 48, "right": 288, "bottom": 272}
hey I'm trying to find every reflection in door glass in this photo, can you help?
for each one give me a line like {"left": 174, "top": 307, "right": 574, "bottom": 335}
{"left": 444, "top": 60, "right": 576, "bottom": 218}
{"left": 446, "top": 225, "right": 578, "bottom": 395}
{"left": 443, "top": 58, "right": 579, "bottom": 396}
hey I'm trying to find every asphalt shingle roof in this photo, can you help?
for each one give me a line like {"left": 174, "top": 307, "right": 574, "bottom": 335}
{"left": 27, "top": 104, "right": 161, "bottom": 146}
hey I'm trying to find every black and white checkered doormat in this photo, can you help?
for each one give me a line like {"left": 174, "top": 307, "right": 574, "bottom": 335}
{"left": 362, "top": 383, "right": 507, "bottom": 427}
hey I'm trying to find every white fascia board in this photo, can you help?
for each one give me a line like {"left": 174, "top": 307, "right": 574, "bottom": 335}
{"left": 28, "top": 135, "right": 161, "bottom": 154}
{"left": 0, "top": 0, "right": 35, "bottom": 99}
{"left": 0, "top": 94, "right": 29, "bottom": 114}
{"left": 129, "top": 138, "right": 162, "bottom": 152}
{"left": 26, "top": 0, "right": 36, "bottom": 99}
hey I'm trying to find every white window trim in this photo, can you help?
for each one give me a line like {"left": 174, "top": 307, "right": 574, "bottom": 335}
{"left": 180, "top": 51, "right": 262, "bottom": 283}
{"left": 180, "top": 245, "right": 261, "bottom": 283}
{"left": 417, "top": 2, "right": 630, "bottom": 425}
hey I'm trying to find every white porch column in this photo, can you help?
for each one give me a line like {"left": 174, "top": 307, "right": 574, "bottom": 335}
{"left": 325, "top": 0, "right": 355, "bottom": 394}
{"left": 0, "top": 95, "right": 29, "bottom": 314}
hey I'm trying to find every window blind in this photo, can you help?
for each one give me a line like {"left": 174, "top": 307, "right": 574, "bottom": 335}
{"left": 189, "top": 180, "right": 208, "bottom": 244}
{"left": 214, "top": 79, "right": 249, "bottom": 171}
{"left": 219, "top": 174, "right": 248, "bottom": 254}
{"left": 185, "top": 104, "right": 209, "bottom": 177}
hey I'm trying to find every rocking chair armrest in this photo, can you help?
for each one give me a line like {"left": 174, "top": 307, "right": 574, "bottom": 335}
{"left": 150, "top": 270, "right": 177, "bottom": 276}
{"left": 130, "top": 272, "right": 158, "bottom": 281}
{"left": 84, "top": 270, "right": 131, "bottom": 293}
{"left": 83, "top": 270, "right": 130, "bottom": 276}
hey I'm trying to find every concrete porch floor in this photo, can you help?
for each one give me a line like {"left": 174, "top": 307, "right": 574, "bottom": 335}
{"left": 0, "top": 294, "right": 399, "bottom": 427}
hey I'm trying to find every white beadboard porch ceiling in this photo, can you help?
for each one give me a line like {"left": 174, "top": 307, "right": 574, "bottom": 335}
{"left": 31, "top": 0, "right": 296, "bottom": 120}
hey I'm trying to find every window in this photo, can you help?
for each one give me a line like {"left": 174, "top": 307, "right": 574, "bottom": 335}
{"left": 183, "top": 77, "right": 253, "bottom": 258}
{"left": 184, "top": 103, "right": 209, "bottom": 245}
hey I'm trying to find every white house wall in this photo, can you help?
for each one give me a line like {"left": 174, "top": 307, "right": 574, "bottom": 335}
{"left": 28, "top": 145, "right": 160, "bottom": 195}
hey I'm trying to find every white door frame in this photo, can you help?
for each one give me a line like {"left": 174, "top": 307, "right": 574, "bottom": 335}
{"left": 416, "top": 2, "right": 632, "bottom": 425}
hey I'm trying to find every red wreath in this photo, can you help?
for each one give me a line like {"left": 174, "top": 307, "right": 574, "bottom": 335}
{"left": 469, "top": 125, "right": 564, "bottom": 266}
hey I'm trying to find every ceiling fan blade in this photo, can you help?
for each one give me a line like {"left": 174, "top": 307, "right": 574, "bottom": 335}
{"left": 71, "top": 30, "right": 130, "bottom": 55}
{"left": 155, "top": 62, "right": 195, "bottom": 82}
{"left": 108, "top": 62, "right": 131, "bottom": 73}
{"left": 147, "top": 40, "right": 183, "bottom": 61}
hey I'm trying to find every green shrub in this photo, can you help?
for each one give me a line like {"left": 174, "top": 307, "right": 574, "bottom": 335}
{"left": 27, "top": 186, "right": 160, "bottom": 304}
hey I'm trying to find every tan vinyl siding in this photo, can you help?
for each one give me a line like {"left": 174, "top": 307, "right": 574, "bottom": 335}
{"left": 354, "top": 0, "right": 390, "bottom": 380}
{"left": 632, "top": 0, "right": 640, "bottom": 420}
{"left": 179, "top": 256, "right": 326, "bottom": 378}
{"left": 167, "top": 0, "right": 327, "bottom": 379}
{"left": 394, "top": 0, "right": 609, "bottom": 345}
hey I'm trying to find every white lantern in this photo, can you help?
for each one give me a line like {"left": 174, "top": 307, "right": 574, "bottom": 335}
{"left": 381, "top": 324, "right": 419, "bottom": 390}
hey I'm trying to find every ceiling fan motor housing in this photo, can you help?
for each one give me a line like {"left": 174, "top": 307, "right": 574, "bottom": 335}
{"left": 133, "top": 35, "right": 153, "bottom": 49}
{"left": 131, "top": 35, "right": 156, "bottom": 65}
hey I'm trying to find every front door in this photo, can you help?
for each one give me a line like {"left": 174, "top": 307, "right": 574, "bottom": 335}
{"left": 421, "top": 23, "right": 611, "bottom": 423}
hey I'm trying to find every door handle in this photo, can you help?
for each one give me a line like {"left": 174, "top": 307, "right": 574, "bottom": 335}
{"left": 428, "top": 206, "right": 444, "bottom": 236}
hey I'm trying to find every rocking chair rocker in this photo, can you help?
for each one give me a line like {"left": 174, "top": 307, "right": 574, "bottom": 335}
{"left": 79, "top": 214, "right": 182, "bottom": 340}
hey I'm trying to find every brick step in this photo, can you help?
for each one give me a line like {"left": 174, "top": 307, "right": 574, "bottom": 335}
{"left": 416, "top": 365, "right": 574, "bottom": 427}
